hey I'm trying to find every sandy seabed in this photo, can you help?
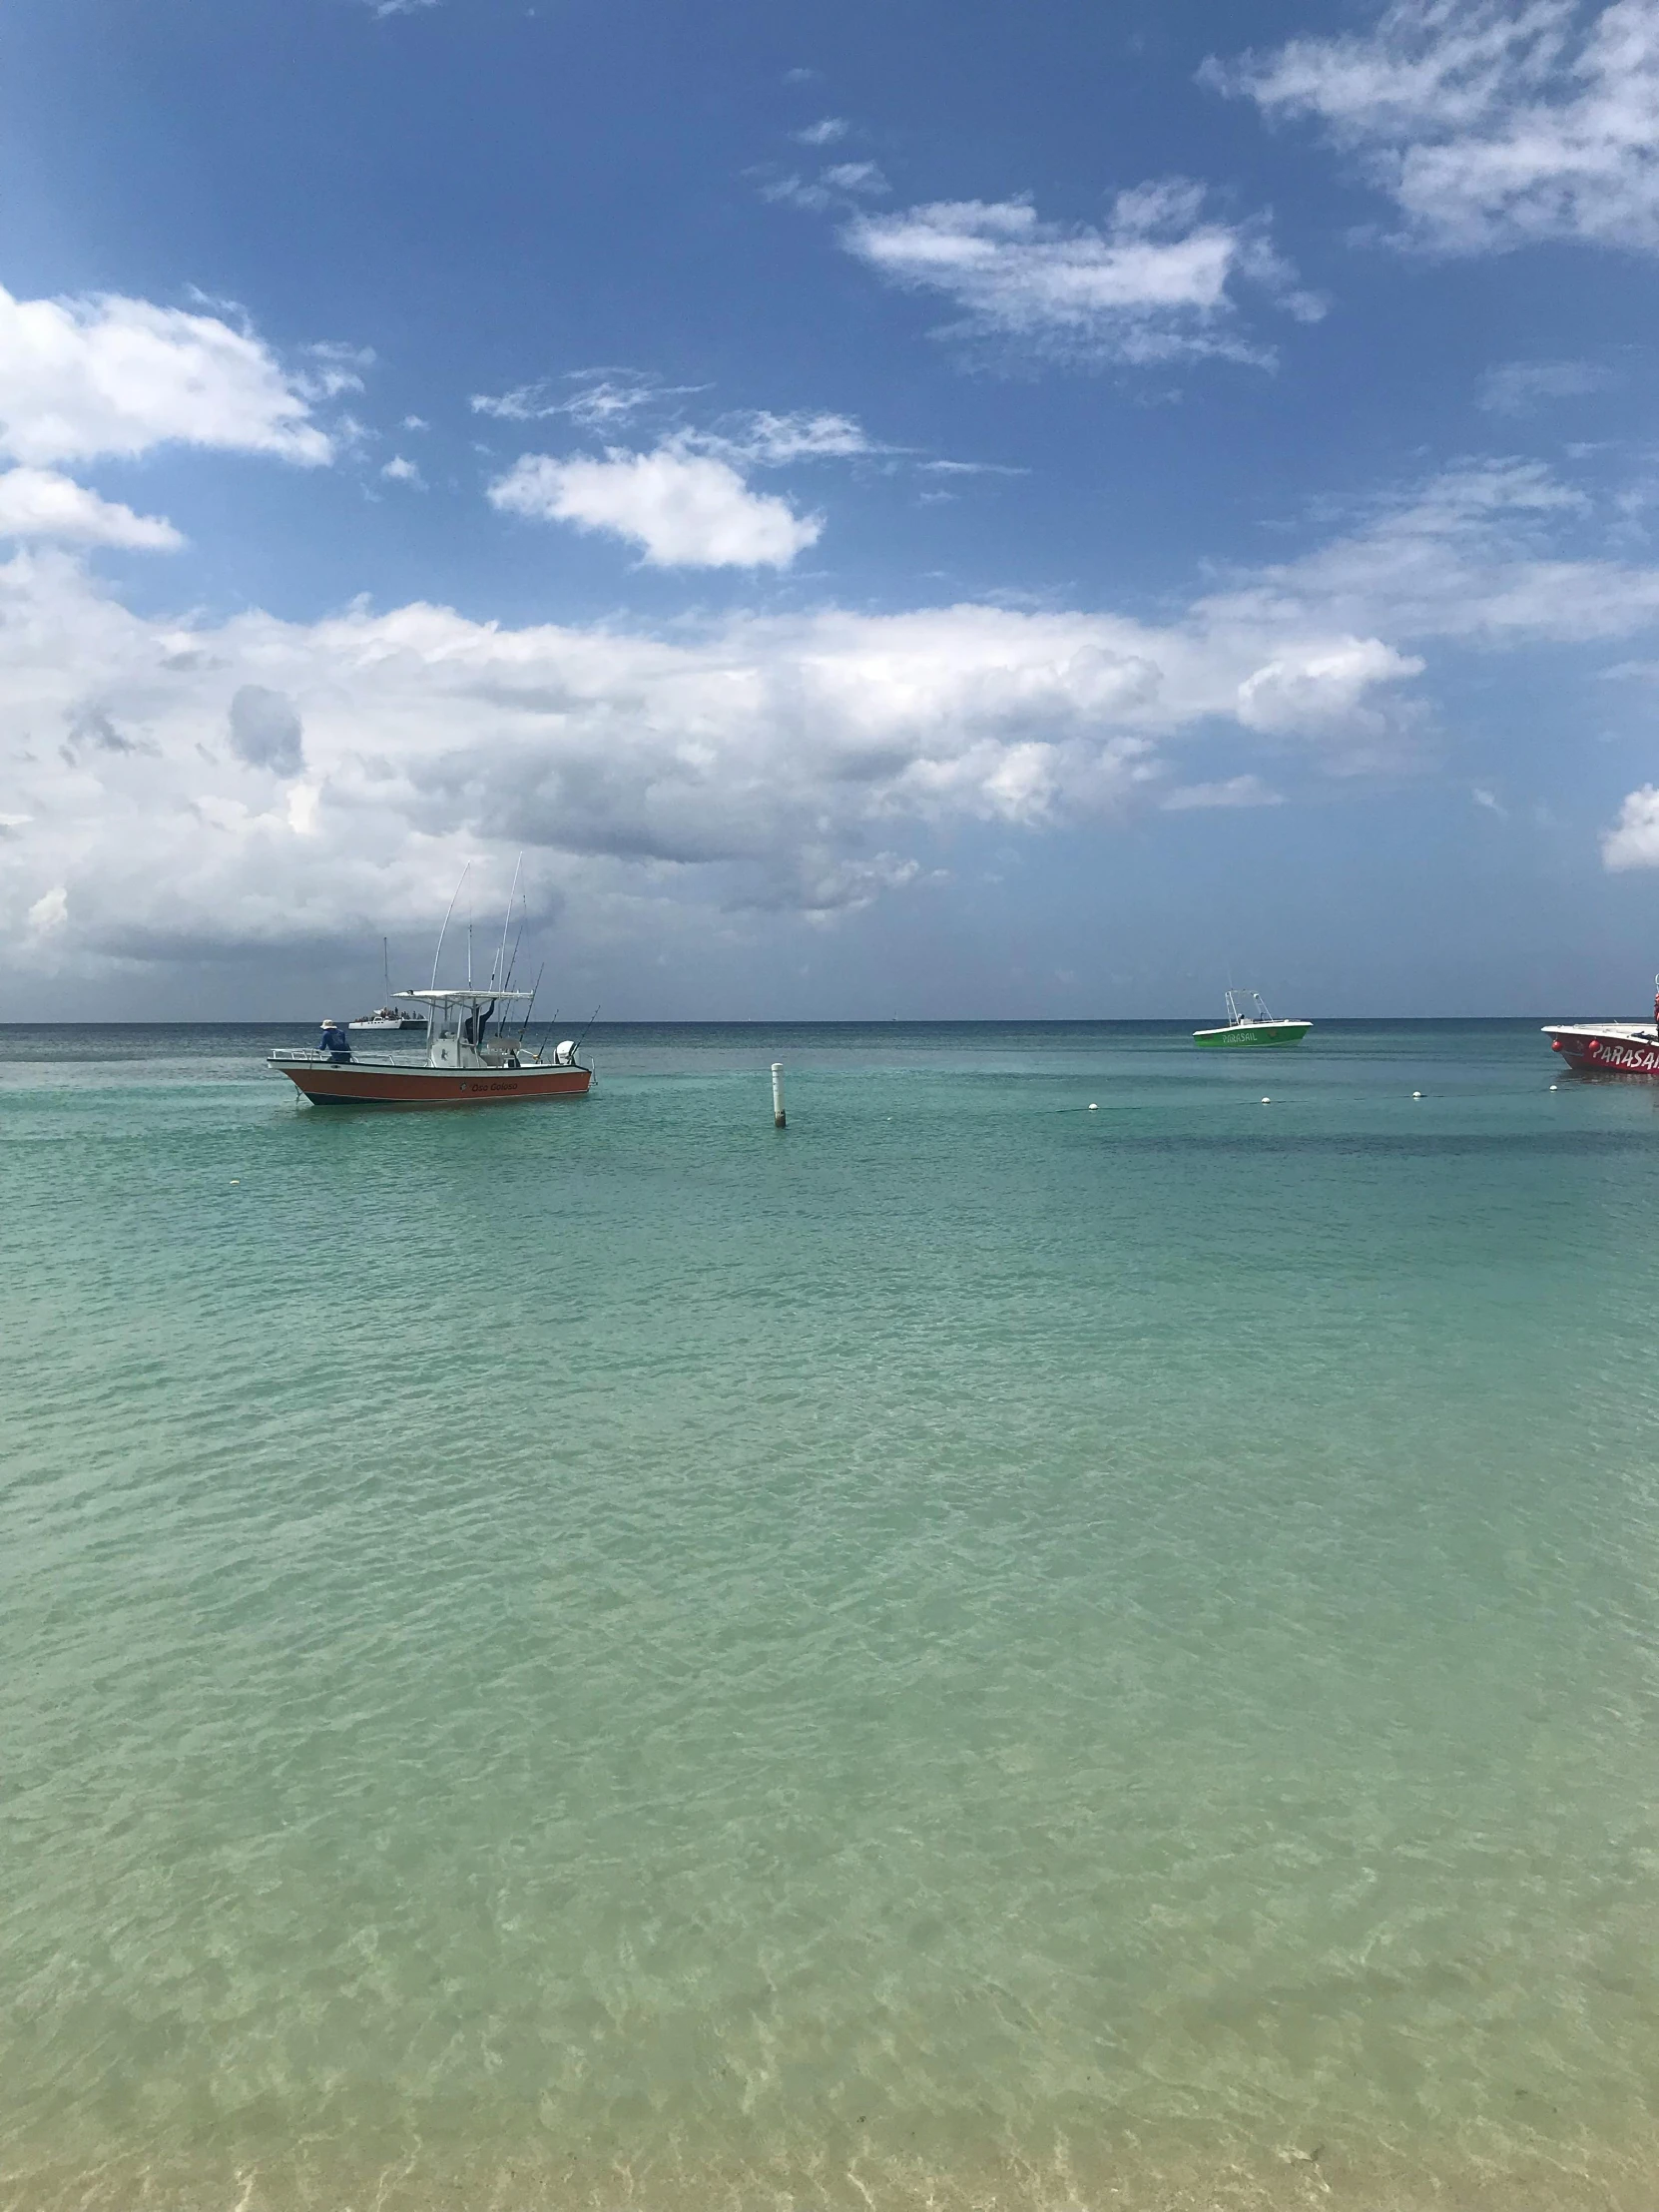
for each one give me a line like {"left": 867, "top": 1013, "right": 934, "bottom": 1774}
{"left": 5, "top": 2135, "right": 1659, "bottom": 2212}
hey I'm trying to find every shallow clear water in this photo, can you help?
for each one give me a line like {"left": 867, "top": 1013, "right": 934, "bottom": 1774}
{"left": 4, "top": 1021, "right": 1659, "bottom": 2211}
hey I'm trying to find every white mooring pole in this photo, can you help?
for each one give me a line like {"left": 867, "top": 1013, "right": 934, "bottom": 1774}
{"left": 772, "top": 1062, "right": 786, "bottom": 1129}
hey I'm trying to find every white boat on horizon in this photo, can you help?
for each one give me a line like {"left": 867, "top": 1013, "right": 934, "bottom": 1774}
{"left": 348, "top": 940, "right": 425, "bottom": 1030}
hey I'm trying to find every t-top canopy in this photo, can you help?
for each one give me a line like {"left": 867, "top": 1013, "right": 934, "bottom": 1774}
{"left": 403, "top": 988, "right": 536, "bottom": 1004}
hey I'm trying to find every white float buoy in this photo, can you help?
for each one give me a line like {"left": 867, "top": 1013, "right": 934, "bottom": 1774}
{"left": 1261, "top": 1096, "right": 1271, "bottom": 1104}
{"left": 1550, "top": 1083, "right": 1558, "bottom": 1091}
{"left": 1088, "top": 1102, "right": 1098, "bottom": 1110}
{"left": 1412, "top": 1091, "right": 1422, "bottom": 1099}
{"left": 772, "top": 1061, "right": 786, "bottom": 1129}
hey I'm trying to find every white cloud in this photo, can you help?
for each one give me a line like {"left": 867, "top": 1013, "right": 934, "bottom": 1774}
{"left": 488, "top": 444, "right": 823, "bottom": 567}
{"left": 822, "top": 162, "right": 889, "bottom": 197}
{"left": 0, "top": 467, "right": 182, "bottom": 550}
{"left": 1235, "top": 636, "right": 1423, "bottom": 740}
{"left": 1161, "top": 775, "right": 1284, "bottom": 810}
{"left": 0, "top": 282, "right": 332, "bottom": 466}
{"left": 795, "top": 118, "right": 848, "bottom": 147}
{"left": 1202, "top": 459, "right": 1659, "bottom": 645}
{"left": 299, "top": 341, "right": 374, "bottom": 400}
{"left": 1602, "top": 782, "right": 1659, "bottom": 866}
{"left": 27, "top": 884, "right": 68, "bottom": 935}
{"left": 758, "top": 162, "right": 890, "bottom": 213}
{"left": 1208, "top": 0, "right": 1659, "bottom": 256}
{"left": 0, "top": 540, "right": 1417, "bottom": 976}
{"left": 918, "top": 458, "right": 1028, "bottom": 477}
{"left": 470, "top": 370, "right": 698, "bottom": 430}
{"left": 708, "top": 410, "right": 872, "bottom": 464}
{"left": 840, "top": 182, "right": 1323, "bottom": 367}
{"left": 381, "top": 454, "right": 426, "bottom": 488}
{"left": 1478, "top": 358, "right": 1615, "bottom": 414}
{"left": 471, "top": 382, "right": 559, "bottom": 423}
{"left": 9, "top": 454, "right": 1659, "bottom": 977}
{"left": 401, "top": 414, "right": 429, "bottom": 432}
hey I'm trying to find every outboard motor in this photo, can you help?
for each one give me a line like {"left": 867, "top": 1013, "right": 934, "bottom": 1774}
{"left": 553, "top": 1039, "right": 578, "bottom": 1066}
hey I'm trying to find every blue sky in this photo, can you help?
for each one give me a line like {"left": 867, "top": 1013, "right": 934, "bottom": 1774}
{"left": 2, "top": 0, "right": 1659, "bottom": 1016}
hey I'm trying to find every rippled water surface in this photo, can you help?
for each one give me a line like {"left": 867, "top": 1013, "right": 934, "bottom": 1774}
{"left": 5, "top": 1021, "right": 1659, "bottom": 2212}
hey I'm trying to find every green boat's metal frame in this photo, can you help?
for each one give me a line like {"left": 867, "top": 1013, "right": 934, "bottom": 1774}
{"left": 1193, "top": 990, "right": 1312, "bottom": 1048}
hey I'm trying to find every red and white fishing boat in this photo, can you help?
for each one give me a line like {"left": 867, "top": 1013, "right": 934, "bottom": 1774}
{"left": 272, "top": 862, "right": 595, "bottom": 1107}
{"left": 1542, "top": 979, "right": 1659, "bottom": 1075}
{"left": 272, "top": 989, "right": 591, "bottom": 1107}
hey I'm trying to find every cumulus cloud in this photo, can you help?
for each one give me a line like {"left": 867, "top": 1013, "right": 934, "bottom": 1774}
{"left": 0, "top": 543, "right": 1410, "bottom": 977}
{"left": 27, "top": 884, "right": 68, "bottom": 936}
{"left": 381, "top": 454, "right": 426, "bottom": 488}
{"left": 1235, "top": 637, "right": 1423, "bottom": 739}
{"left": 8, "top": 455, "right": 1659, "bottom": 978}
{"left": 0, "top": 467, "right": 182, "bottom": 549}
{"left": 840, "top": 181, "right": 1324, "bottom": 367}
{"left": 1207, "top": 0, "right": 1659, "bottom": 257}
{"left": 488, "top": 444, "right": 824, "bottom": 567}
{"left": 228, "top": 685, "right": 304, "bottom": 775}
{"left": 795, "top": 118, "right": 849, "bottom": 147}
{"left": 1601, "top": 783, "right": 1659, "bottom": 866}
{"left": 0, "top": 281, "right": 332, "bottom": 466}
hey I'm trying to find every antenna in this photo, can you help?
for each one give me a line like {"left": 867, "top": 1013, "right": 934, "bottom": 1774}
{"left": 467, "top": 922, "right": 473, "bottom": 987}
{"left": 429, "top": 863, "right": 470, "bottom": 989}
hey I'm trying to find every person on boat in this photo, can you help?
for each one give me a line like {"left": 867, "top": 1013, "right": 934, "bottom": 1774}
{"left": 319, "top": 1019, "right": 352, "bottom": 1060}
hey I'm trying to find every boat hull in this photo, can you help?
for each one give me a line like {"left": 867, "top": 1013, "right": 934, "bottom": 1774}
{"left": 1193, "top": 1022, "right": 1311, "bottom": 1047}
{"left": 1543, "top": 1024, "right": 1659, "bottom": 1076}
{"left": 273, "top": 1057, "right": 592, "bottom": 1107}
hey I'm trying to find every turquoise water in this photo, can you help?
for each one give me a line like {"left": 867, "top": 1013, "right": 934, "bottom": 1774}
{"left": 5, "top": 1021, "right": 1659, "bottom": 2212}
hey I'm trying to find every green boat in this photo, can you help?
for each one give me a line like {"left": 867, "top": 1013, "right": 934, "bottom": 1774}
{"left": 1193, "top": 990, "right": 1312, "bottom": 1047}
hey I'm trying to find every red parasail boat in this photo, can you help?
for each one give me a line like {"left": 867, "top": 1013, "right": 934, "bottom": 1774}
{"left": 271, "top": 988, "right": 592, "bottom": 1107}
{"left": 1542, "top": 978, "right": 1659, "bottom": 1076}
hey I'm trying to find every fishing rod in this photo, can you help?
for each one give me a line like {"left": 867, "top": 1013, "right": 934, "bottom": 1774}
{"left": 500, "top": 907, "right": 527, "bottom": 998}
{"left": 429, "top": 862, "right": 470, "bottom": 988}
{"left": 572, "top": 1004, "right": 601, "bottom": 1064}
{"left": 512, "top": 961, "right": 544, "bottom": 1051}
{"left": 493, "top": 854, "right": 523, "bottom": 991}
